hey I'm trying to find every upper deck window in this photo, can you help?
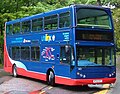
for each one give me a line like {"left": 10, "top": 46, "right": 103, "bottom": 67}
{"left": 59, "top": 12, "right": 70, "bottom": 28}
{"left": 32, "top": 18, "right": 43, "bottom": 32}
{"left": 13, "top": 22, "right": 20, "bottom": 34}
{"left": 44, "top": 15, "right": 58, "bottom": 30}
{"left": 22, "top": 20, "right": 31, "bottom": 33}
{"left": 76, "top": 8, "right": 112, "bottom": 29}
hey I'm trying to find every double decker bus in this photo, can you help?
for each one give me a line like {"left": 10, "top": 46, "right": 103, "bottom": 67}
{"left": 4, "top": 4, "right": 116, "bottom": 86}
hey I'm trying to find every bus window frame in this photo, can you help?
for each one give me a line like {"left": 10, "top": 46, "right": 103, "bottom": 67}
{"left": 13, "top": 22, "right": 21, "bottom": 34}
{"left": 30, "top": 46, "right": 40, "bottom": 62}
{"left": 21, "top": 46, "right": 30, "bottom": 61}
{"left": 32, "top": 18, "right": 43, "bottom": 32}
{"left": 22, "top": 20, "right": 31, "bottom": 33}
{"left": 11, "top": 46, "right": 21, "bottom": 60}
{"left": 59, "top": 11, "right": 71, "bottom": 28}
{"left": 44, "top": 14, "right": 58, "bottom": 30}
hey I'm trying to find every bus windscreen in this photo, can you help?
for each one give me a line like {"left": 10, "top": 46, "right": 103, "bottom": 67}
{"left": 76, "top": 46, "right": 115, "bottom": 67}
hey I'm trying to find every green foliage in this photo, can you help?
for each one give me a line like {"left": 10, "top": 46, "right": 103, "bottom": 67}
{"left": 0, "top": 35, "right": 3, "bottom": 45}
{"left": 0, "top": 35, "right": 4, "bottom": 64}
{"left": 112, "top": 8, "right": 120, "bottom": 48}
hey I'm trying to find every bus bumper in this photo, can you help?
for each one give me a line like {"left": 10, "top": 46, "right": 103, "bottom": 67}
{"left": 55, "top": 76, "right": 116, "bottom": 86}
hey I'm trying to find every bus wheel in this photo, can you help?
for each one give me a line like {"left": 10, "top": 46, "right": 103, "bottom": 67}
{"left": 13, "top": 64, "right": 17, "bottom": 77}
{"left": 47, "top": 71, "right": 55, "bottom": 86}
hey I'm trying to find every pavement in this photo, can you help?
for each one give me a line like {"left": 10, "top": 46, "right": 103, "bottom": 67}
{"left": 0, "top": 69, "right": 3, "bottom": 72}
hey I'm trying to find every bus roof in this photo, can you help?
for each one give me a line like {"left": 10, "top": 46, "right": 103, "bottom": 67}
{"left": 75, "top": 4, "right": 110, "bottom": 9}
{"left": 6, "top": 4, "right": 110, "bottom": 25}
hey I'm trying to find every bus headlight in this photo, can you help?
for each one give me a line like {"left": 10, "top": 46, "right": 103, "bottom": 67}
{"left": 83, "top": 75, "right": 86, "bottom": 78}
{"left": 109, "top": 71, "right": 115, "bottom": 77}
{"left": 109, "top": 74, "right": 112, "bottom": 77}
{"left": 112, "top": 73, "right": 114, "bottom": 76}
{"left": 77, "top": 72, "right": 86, "bottom": 78}
{"left": 80, "top": 74, "right": 83, "bottom": 77}
{"left": 77, "top": 72, "right": 80, "bottom": 75}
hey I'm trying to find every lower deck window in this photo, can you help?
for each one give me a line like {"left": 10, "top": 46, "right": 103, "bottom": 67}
{"left": 11, "top": 46, "right": 40, "bottom": 62}
{"left": 12, "top": 47, "right": 20, "bottom": 60}
{"left": 21, "top": 47, "right": 30, "bottom": 60}
{"left": 31, "top": 47, "right": 40, "bottom": 61}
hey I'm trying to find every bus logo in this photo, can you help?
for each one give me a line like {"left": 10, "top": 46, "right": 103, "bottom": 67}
{"left": 41, "top": 34, "right": 55, "bottom": 42}
{"left": 23, "top": 39, "right": 31, "bottom": 43}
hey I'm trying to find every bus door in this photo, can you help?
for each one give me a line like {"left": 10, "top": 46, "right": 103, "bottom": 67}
{"left": 56, "top": 45, "right": 74, "bottom": 77}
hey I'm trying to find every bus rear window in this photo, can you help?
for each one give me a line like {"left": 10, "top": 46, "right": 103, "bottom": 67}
{"left": 76, "top": 8, "right": 112, "bottom": 29}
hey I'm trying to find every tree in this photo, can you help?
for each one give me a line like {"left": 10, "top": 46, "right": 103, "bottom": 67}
{"left": 112, "top": 8, "right": 120, "bottom": 49}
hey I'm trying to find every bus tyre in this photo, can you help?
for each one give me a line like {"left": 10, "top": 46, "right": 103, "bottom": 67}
{"left": 13, "top": 65, "right": 17, "bottom": 77}
{"left": 48, "top": 71, "right": 55, "bottom": 86}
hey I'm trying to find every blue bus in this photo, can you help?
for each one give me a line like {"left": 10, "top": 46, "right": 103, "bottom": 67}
{"left": 4, "top": 4, "right": 116, "bottom": 86}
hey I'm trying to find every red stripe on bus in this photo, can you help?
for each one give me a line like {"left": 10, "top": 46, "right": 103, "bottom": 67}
{"left": 17, "top": 68, "right": 46, "bottom": 81}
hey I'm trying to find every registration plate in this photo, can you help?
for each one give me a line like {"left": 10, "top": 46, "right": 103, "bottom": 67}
{"left": 93, "top": 80, "right": 103, "bottom": 83}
